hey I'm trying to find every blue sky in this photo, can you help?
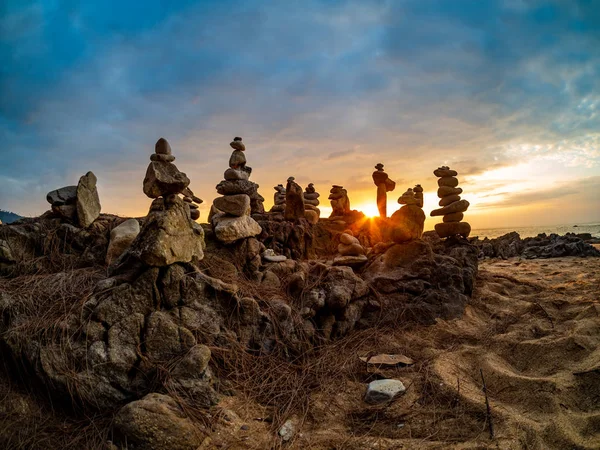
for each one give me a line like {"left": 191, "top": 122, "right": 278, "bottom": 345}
{"left": 1, "top": 0, "right": 599, "bottom": 227}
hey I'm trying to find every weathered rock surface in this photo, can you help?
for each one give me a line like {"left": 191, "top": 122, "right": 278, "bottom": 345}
{"left": 114, "top": 393, "right": 205, "bottom": 450}
{"left": 285, "top": 178, "right": 305, "bottom": 221}
{"left": 143, "top": 162, "right": 190, "bottom": 199}
{"left": 213, "top": 194, "right": 251, "bottom": 217}
{"left": 438, "top": 176, "right": 459, "bottom": 188}
{"left": 127, "top": 196, "right": 204, "bottom": 266}
{"left": 430, "top": 199, "right": 470, "bottom": 217}
{"left": 365, "top": 379, "right": 406, "bottom": 404}
{"left": 106, "top": 218, "right": 140, "bottom": 265}
{"left": 46, "top": 185, "right": 77, "bottom": 206}
{"left": 390, "top": 205, "right": 425, "bottom": 242}
{"left": 435, "top": 221, "right": 471, "bottom": 238}
{"left": 214, "top": 215, "right": 262, "bottom": 244}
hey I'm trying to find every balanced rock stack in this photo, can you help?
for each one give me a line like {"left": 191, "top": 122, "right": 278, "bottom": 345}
{"left": 303, "top": 183, "right": 320, "bottom": 224}
{"left": 333, "top": 230, "right": 367, "bottom": 267}
{"left": 329, "top": 185, "right": 351, "bottom": 218}
{"left": 270, "top": 184, "right": 286, "bottom": 214}
{"left": 216, "top": 137, "right": 265, "bottom": 216}
{"left": 46, "top": 171, "right": 101, "bottom": 228}
{"left": 182, "top": 187, "right": 204, "bottom": 221}
{"left": 430, "top": 166, "right": 470, "bottom": 238}
{"left": 127, "top": 137, "right": 204, "bottom": 266}
{"left": 212, "top": 138, "right": 262, "bottom": 243}
{"left": 389, "top": 185, "right": 426, "bottom": 242}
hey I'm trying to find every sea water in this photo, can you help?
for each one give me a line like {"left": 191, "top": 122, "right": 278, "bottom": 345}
{"left": 470, "top": 222, "right": 600, "bottom": 239}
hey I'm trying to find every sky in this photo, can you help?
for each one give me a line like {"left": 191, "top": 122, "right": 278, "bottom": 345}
{"left": 1, "top": 0, "right": 599, "bottom": 229}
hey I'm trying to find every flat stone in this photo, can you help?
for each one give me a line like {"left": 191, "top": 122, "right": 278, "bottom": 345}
{"left": 433, "top": 168, "right": 457, "bottom": 177}
{"left": 439, "top": 194, "right": 461, "bottom": 206}
{"left": 438, "top": 186, "right": 463, "bottom": 198}
{"left": 304, "top": 192, "right": 320, "bottom": 200}
{"left": 230, "top": 139, "right": 245, "bottom": 151}
{"left": 106, "top": 219, "right": 140, "bottom": 265}
{"left": 214, "top": 215, "right": 262, "bottom": 244}
{"left": 224, "top": 168, "right": 249, "bottom": 181}
{"left": 333, "top": 255, "right": 368, "bottom": 267}
{"left": 143, "top": 162, "right": 190, "bottom": 199}
{"left": 365, "top": 379, "right": 406, "bottom": 404}
{"left": 213, "top": 194, "right": 251, "bottom": 217}
{"left": 304, "top": 198, "right": 320, "bottom": 206}
{"left": 435, "top": 221, "right": 471, "bottom": 238}
{"left": 76, "top": 171, "right": 101, "bottom": 227}
{"left": 191, "top": 196, "right": 203, "bottom": 204}
{"left": 430, "top": 199, "right": 469, "bottom": 216}
{"left": 155, "top": 137, "right": 172, "bottom": 155}
{"left": 443, "top": 212, "right": 464, "bottom": 222}
{"left": 46, "top": 185, "right": 77, "bottom": 206}
{"left": 438, "top": 176, "right": 459, "bottom": 188}
{"left": 150, "top": 153, "right": 175, "bottom": 162}
{"left": 262, "top": 249, "right": 287, "bottom": 262}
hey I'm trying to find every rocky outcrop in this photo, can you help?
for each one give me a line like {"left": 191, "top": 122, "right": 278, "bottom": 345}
{"left": 284, "top": 177, "right": 305, "bottom": 221}
{"left": 46, "top": 171, "right": 101, "bottom": 228}
{"left": 473, "top": 232, "right": 600, "bottom": 259}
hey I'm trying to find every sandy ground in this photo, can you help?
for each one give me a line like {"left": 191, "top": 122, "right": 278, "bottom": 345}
{"left": 212, "top": 256, "right": 600, "bottom": 449}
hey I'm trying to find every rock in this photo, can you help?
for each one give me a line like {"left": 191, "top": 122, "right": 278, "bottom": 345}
{"left": 338, "top": 242, "right": 365, "bottom": 256}
{"left": 390, "top": 204, "right": 425, "bottom": 242}
{"left": 304, "top": 209, "right": 319, "bottom": 224}
{"left": 106, "top": 219, "right": 140, "bottom": 265}
{"left": 75, "top": 171, "right": 101, "bottom": 228}
{"left": 171, "top": 345, "right": 211, "bottom": 378}
{"left": 439, "top": 194, "right": 461, "bottom": 207}
{"left": 332, "top": 255, "right": 368, "bottom": 267}
{"left": 278, "top": 419, "right": 296, "bottom": 442}
{"left": 430, "top": 199, "right": 470, "bottom": 216}
{"left": 190, "top": 209, "right": 200, "bottom": 221}
{"left": 304, "top": 193, "right": 320, "bottom": 200}
{"left": 262, "top": 249, "right": 287, "bottom": 262}
{"left": 433, "top": 168, "right": 458, "bottom": 177}
{"left": 52, "top": 204, "right": 77, "bottom": 221}
{"left": 438, "top": 176, "right": 459, "bottom": 187}
{"left": 285, "top": 178, "right": 305, "bottom": 221}
{"left": 329, "top": 185, "right": 351, "bottom": 217}
{"left": 435, "top": 221, "right": 471, "bottom": 238}
{"left": 437, "top": 186, "right": 463, "bottom": 197}
{"left": 150, "top": 153, "right": 175, "bottom": 162}
{"left": 214, "top": 215, "right": 262, "bottom": 244}
{"left": 229, "top": 149, "right": 246, "bottom": 168}
{"left": 46, "top": 185, "right": 77, "bottom": 205}
{"left": 113, "top": 393, "right": 205, "bottom": 450}
{"left": 224, "top": 167, "right": 249, "bottom": 181}
{"left": 382, "top": 240, "right": 433, "bottom": 268}
{"left": 365, "top": 379, "right": 406, "bottom": 404}
{"left": 0, "top": 239, "right": 15, "bottom": 263}
{"left": 230, "top": 138, "right": 245, "bottom": 152}
{"left": 155, "top": 137, "right": 172, "bottom": 155}
{"left": 340, "top": 233, "right": 359, "bottom": 245}
{"left": 128, "top": 195, "right": 204, "bottom": 266}
{"left": 213, "top": 194, "right": 251, "bottom": 217}
{"left": 443, "top": 212, "right": 464, "bottom": 222}
{"left": 143, "top": 162, "right": 190, "bottom": 199}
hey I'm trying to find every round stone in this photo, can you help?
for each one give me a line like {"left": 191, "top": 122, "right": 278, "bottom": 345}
{"left": 155, "top": 138, "right": 172, "bottom": 155}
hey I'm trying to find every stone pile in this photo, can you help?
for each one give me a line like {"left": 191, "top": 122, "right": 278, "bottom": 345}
{"left": 303, "top": 183, "right": 320, "bottom": 224}
{"left": 372, "top": 163, "right": 396, "bottom": 218}
{"left": 212, "top": 137, "right": 262, "bottom": 243}
{"left": 333, "top": 230, "right": 367, "bottom": 267}
{"left": 270, "top": 184, "right": 286, "bottom": 214}
{"left": 216, "top": 137, "right": 265, "bottom": 216}
{"left": 430, "top": 166, "right": 470, "bottom": 238}
{"left": 284, "top": 177, "right": 305, "bottom": 221}
{"left": 329, "top": 185, "right": 351, "bottom": 218}
{"left": 389, "top": 185, "right": 426, "bottom": 243}
{"left": 46, "top": 171, "right": 101, "bottom": 228}
{"left": 125, "top": 137, "right": 204, "bottom": 267}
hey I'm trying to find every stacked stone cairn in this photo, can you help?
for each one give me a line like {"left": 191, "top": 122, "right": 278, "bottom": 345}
{"left": 216, "top": 137, "right": 265, "bottom": 217}
{"left": 389, "top": 185, "right": 425, "bottom": 242}
{"left": 430, "top": 166, "right": 471, "bottom": 238}
{"left": 270, "top": 184, "right": 286, "bottom": 214}
{"left": 46, "top": 171, "right": 101, "bottom": 228}
{"left": 284, "top": 177, "right": 305, "bottom": 221}
{"left": 126, "top": 137, "right": 204, "bottom": 266}
{"left": 212, "top": 138, "right": 262, "bottom": 243}
{"left": 329, "top": 185, "right": 351, "bottom": 218}
{"left": 303, "top": 183, "right": 320, "bottom": 224}
{"left": 333, "top": 230, "right": 367, "bottom": 267}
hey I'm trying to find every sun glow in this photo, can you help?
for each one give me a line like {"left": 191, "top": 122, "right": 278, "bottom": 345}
{"left": 356, "top": 203, "right": 380, "bottom": 218}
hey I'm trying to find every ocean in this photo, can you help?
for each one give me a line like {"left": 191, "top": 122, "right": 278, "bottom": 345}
{"left": 469, "top": 222, "right": 600, "bottom": 239}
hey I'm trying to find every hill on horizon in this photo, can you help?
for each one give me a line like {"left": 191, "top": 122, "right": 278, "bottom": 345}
{"left": 0, "top": 209, "right": 22, "bottom": 224}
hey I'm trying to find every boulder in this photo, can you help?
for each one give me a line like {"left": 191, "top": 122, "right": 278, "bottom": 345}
{"left": 143, "top": 162, "right": 190, "bottom": 199}
{"left": 213, "top": 194, "right": 251, "bottom": 217}
{"left": 224, "top": 168, "right": 249, "bottom": 181}
{"left": 437, "top": 176, "right": 459, "bottom": 188}
{"left": 113, "top": 393, "right": 205, "bottom": 450}
{"left": 430, "top": 199, "right": 469, "bottom": 217}
{"left": 214, "top": 215, "right": 262, "bottom": 244}
{"left": 435, "top": 221, "right": 471, "bottom": 238}
{"left": 46, "top": 185, "right": 77, "bottom": 205}
{"left": 128, "top": 195, "right": 204, "bottom": 266}
{"left": 76, "top": 171, "right": 101, "bottom": 228}
{"left": 338, "top": 242, "right": 365, "bottom": 256}
{"left": 390, "top": 204, "right": 425, "bottom": 242}
{"left": 106, "top": 219, "right": 140, "bottom": 265}
{"left": 365, "top": 379, "right": 406, "bottom": 404}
